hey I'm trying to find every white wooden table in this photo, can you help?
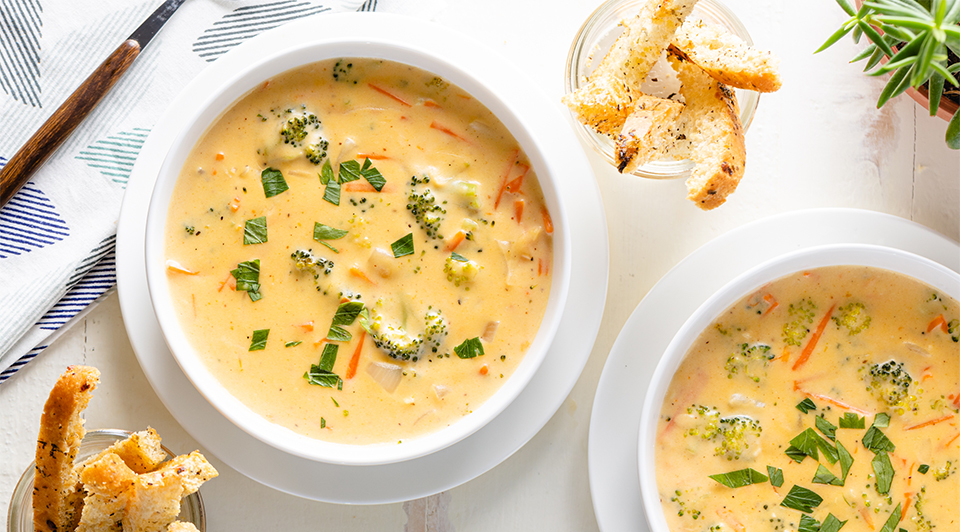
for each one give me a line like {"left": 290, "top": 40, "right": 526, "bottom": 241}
{"left": 2, "top": 1, "right": 958, "bottom": 530}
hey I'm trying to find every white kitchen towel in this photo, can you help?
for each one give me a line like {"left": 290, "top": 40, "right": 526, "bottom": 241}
{"left": 0, "top": 0, "right": 382, "bottom": 383}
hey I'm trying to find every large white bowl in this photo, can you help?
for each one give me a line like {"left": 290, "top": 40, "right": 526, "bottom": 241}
{"left": 636, "top": 243, "right": 960, "bottom": 531}
{"left": 143, "top": 13, "right": 571, "bottom": 467}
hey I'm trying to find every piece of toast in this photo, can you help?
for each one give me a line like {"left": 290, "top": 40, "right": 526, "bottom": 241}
{"left": 166, "top": 522, "right": 200, "bottom": 532}
{"left": 668, "top": 52, "right": 745, "bottom": 210}
{"left": 34, "top": 365, "right": 101, "bottom": 532}
{"left": 123, "top": 471, "right": 185, "bottom": 532}
{"left": 76, "top": 453, "right": 137, "bottom": 532}
{"left": 77, "top": 428, "right": 167, "bottom": 475}
{"left": 561, "top": 76, "right": 636, "bottom": 137}
{"left": 671, "top": 19, "right": 781, "bottom": 93}
{"left": 615, "top": 94, "right": 685, "bottom": 173}
{"left": 153, "top": 451, "right": 218, "bottom": 496}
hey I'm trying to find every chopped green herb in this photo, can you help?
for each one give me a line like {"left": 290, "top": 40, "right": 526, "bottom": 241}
{"left": 304, "top": 343, "right": 343, "bottom": 389}
{"left": 790, "top": 428, "right": 821, "bottom": 461}
{"left": 332, "top": 397, "right": 339, "bottom": 407}
{"left": 820, "top": 514, "right": 847, "bottom": 532}
{"left": 230, "top": 259, "right": 262, "bottom": 301}
{"left": 878, "top": 504, "right": 902, "bottom": 532}
{"left": 872, "top": 452, "right": 894, "bottom": 495}
{"left": 785, "top": 445, "right": 808, "bottom": 463}
{"left": 327, "top": 326, "right": 352, "bottom": 342}
{"left": 839, "top": 412, "right": 865, "bottom": 429}
{"left": 873, "top": 412, "right": 891, "bottom": 428}
{"left": 451, "top": 252, "right": 469, "bottom": 262}
{"left": 812, "top": 464, "right": 843, "bottom": 486}
{"left": 816, "top": 415, "right": 837, "bottom": 441}
{"left": 313, "top": 222, "right": 348, "bottom": 252}
{"left": 918, "top": 464, "right": 930, "bottom": 474}
{"left": 780, "top": 485, "right": 823, "bottom": 513}
{"left": 323, "top": 177, "right": 341, "bottom": 206}
{"left": 338, "top": 160, "right": 363, "bottom": 183}
{"left": 320, "top": 159, "right": 334, "bottom": 185}
{"left": 767, "top": 465, "right": 784, "bottom": 487}
{"left": 799, "top": 515, "right": 821, "bottom": 532}
{"left": 708, "top": 468, "right": 768, "bottom": 488}
{"left": 838, "top": 440, "right": 853, "bottom": 482}
{"left": 454, "top": 337, "right": 484, "bottom": 359}
{"left": 243, "top": 216, "right": 268, "bottom": 245}
{"left": 331, "top": 301, "right": 364, "bottom": 327}
{"left": 360, "top": 158, "right": 386, "bottom": 191}
{"left": 391, "top": 233, "right": 414, "bottom": 258}
{"left": 863, "top": 426, "right": 896, "bottom": 453}
{"left": 284, "top": 341, "right": 302, "bottom": 348}
{"left": 261, "top": 167, "right": 289, "bottom": 198}
{"left": 796, "top": 398, "right": 817, "bottom": 413}
{"left": 249, "top": 329, "right": 269, "bottom": 351}
{"left": 320, "top": 417, "right": 326, "bottom": 428}
{"left": 817, "top": 435, "right": 840, "bottom": 465}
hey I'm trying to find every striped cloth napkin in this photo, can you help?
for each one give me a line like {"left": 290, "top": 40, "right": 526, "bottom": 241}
{"left": 0, "top": 0, "right": 394, "bottom": 383}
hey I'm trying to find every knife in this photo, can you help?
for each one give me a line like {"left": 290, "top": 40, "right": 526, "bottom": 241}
{"left": 0, "top": 0, "right": 187, "bottom": 207}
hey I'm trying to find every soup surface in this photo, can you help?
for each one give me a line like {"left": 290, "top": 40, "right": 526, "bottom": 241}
{"left": 164, "top": 58, "right": 553, "bottom": 445}
{"left": 656, "top": 266, "right": 958, "bottom": 532}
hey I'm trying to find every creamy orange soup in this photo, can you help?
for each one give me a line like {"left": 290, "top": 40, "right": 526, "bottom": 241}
{"left": 164, "top": 59, "right": 553, "bottom": 445}
{"left": 656, "top": 266, "right": 958, "bottom": 532}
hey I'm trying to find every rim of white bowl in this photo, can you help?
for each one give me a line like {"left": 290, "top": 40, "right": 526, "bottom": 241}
{"left": 636, "top": 243, "right": 960, "bottom": 531}
{"left": 143, "top": 13, "right": 572, "bottom": 466}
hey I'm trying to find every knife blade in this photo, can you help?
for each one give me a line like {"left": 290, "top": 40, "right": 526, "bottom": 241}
{"left": 0, "top": 0, "right": 188, "bottom": 207}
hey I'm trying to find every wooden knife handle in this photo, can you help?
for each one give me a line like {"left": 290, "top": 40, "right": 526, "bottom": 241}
{"left": 0, "top": 39, "right": 141, "bottom": 206}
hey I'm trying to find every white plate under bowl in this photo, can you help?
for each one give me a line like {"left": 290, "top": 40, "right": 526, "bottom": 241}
{"left": 118, "top": 12, "right": 608, "bottom": 503}
{"left": 637, "top": 243, "right": 960, "bottom": 532}
{"left": 143, "top": 14, "right": 572, "bottom": 467}
{"left": 588, "top": 208, "right": 959, "bottom": 532}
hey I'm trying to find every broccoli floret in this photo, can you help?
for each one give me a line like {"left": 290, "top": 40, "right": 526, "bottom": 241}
{"left": 332, "top": 59, "right": 357, "bottom": 83}
{"left": 933, "top": 461, "right": 955, "bottom": 481}
{"left": 423, "top": 310, "right": 448, "bottom": 354}
{"left": 863, "top": 360, "right": 918, "bottom": 414}
{"left": 783, "top": 299, "right": 817, "bottom": 347}
{"left": 724, "top": 343, "right": 774, "bottom": 383}
{"left": 832, "top": 302, "right": 871, "bottom": 335}
{"left": 305, "top": 139, "right": 329, "bottom": 165}
{"left": 291, "top": 250, "right": 334, "bottom": 285}
{"left": 407, "top": 175, "right": 446, "bottom": 239}
{"left": 450, "top": 180, "right": 481, "bottom": 210}
{"left": 280, "top": 112, "right": 320, "bottom": 147}
{"left": 443, "top": 255, "right": 481, "bottom": 287}
{"left": 669, "top": 489, "right": 702, "bottom": 520}
{"left": 913, "top": 487, "right": 934, "bottom": 532}
{"left": 366, "top": 314, "right": 423, "bottom": 361}
{"left": 949, "top": 318, "right": 959, "bottom": 342}
{"left": 683, "top": 405, "right": 761, "bottom": 461}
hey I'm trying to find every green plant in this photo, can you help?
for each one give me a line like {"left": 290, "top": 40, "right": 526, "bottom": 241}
{"left": 818, "top": 0, "right": 960, "bottom": 148}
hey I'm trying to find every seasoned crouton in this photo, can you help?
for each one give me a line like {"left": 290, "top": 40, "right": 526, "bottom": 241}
{"left": 153, "top": 451, "right": 218, "bottom": 496}
{"left": 561, "top": 76, "right": 636, "bottom": 137}
{"left": 671, "top": 20, "right": 781, "bottom": 93}
{"left": 76, "top": 454, "right": 137, "bottom": 532}
{"left": 77, "top": 427, "right": 167, "bottom": 475}
{"left": 123, "top": 471, "right": 185, "bottom": 532}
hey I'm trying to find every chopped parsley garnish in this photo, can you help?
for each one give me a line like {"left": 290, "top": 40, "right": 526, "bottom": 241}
{"left": 785, "top": 445, "right": 808, "bottom": 463}
{"left": 230, "top": 259, "right": 262, "bottom": 301}
{"left": 799, "top": 515, "right": 821, "bottom": 532}
{"left": 837, "top": 440, "right": 853, "bottom": 482}
{"left": 708, "top": 468, "right": 768, "bottom": 488}
{"left": 873, "top": 412, "right": 891, "bottom": 428}
{"left": 337, "top": 158, "right": 386, "bottom": 191}
{"left": 261, "top": 167, "right": 289, "bottom": 198}
{"left": 320, "top": 159, "right": 334, "bottom": 184}
{"left": 304, "top": 343, "right": 343, "bottom": 389}
{"left": 323, "top": 178, "right": 341, "bottom": 206}
{"left": 872, "top": 452, "right": 894, "bottom": 495}
{"left": 391, "top": 233, "right": 414, "bottom": 258}
{"left": 815, "top": 415, "right": 837, "bottom": 441}
{"left": 767, "top": 465, "right": 784, "bottom": 487}
{"left": 337, "top": 160, "right": 363, "bottom": 183}
{"left": 863, "top": 425, "right": 896, "bottom": 453}
{"left": 320, "top": 417, "right": 326, "bottom": 428}
{"left": 820, "top": 513, "right": 847, "bottom": 532}
{"left": 284, "top": 341, "right": 302, "bottom": 348}
{"left": 878, "top": 503, "right": 902, "bottom": 532}
{"left": 327, "top": 301, "right": 364, "bottom": 342}
{"left": 812, "top": 464, "right": 843, "bottom": 486}
{"left": 789, "top": 428, "right": 821, "bottom": 461}
{"left": 796, "top": 398, "right": 817, "bottom": 413}
{"left": 838, "top": 412, "right": 865, "bottom": 429}
{"left": 243, "top": 216, "right": 267, "bottom": 245}
{"left": 248, "top": 329, "right": 269, "bottom": 351}
{"left": 451, "top": 252, "right": 469, "bottom": 262}
{"left": 918, "top": 464, "right": 930, "bottom": 474}
{"left": 454, "top": 337, "right": 484, "bottom": 359}
{"left": 780, "top": 485, "right": 823, "bottom": 513}
{"left": 313, "top": 222, "right": 348, "bottom": 253}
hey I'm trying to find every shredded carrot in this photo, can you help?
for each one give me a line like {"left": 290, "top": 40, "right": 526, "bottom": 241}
{"left": 343, "top": 181, "right": 392, "bottom": 193}
{"left": 907, "top": 463, "right": 915, "bottom": 486}
{"left": 927, "top": 314, "right": 949, "bottom": 333}
{"left": 445, "top": 231, "right": 466, "bottom": 251}
{"left": 904, "top": 414, "right": 956, "bottom": 431}
{"left": 794, "top": 384, "right": 872, "bottom": 414}
{"left": 218, "top": 274, "right": 235, "bottom": 292}
{"left": 762, "top": 294, "right": 780, "bottom": 316}
{"left": 504, "top": 165, "right": 529, "bottom": 194}
{"left": 541, "top": 207, "right": 553, "bottom": 234}
{"left": 779, "top": 347, "right": 790, "bottom": 363}
{"left": 514, "top": 199, "right": 525, "bottom": 222}
{"left": 495, "top": 149, "right": 520, "bottom": 209}
{"left": 716, "top": 509, "right": 745, "bottom": 532}
{"left": 943, "top": 431, "right": 960, "bottom": 449}
{"left": 901, "top": 493, "right": 913, "bottom": 522}
{"left": 368, "top": 83, "right": 410, "bottom": 106}
{"left": 429, "top": 120, "right": 470, "bottom": 143}
{"left": 346, "top": 331, "right": 365, "bottom": 380}
{"left": 792, "top": 304, "right": 836, "bottom": 371}
{"left": 954, "top": 392, "right": 960, "bottom": 408}
{"left": 212, "top": 169, "right": 217, "bottom": 176}
{"left": 299, "top": 321, "right": 314, "bottom": 332}
{"left": 538, "top": 258, "right": 543, "bottom": 276}
{"left": 349, "top": 267, "right": 377, "bottom": 285}
{"left": 859, "top": 506, "right": 874, "bottom": 529}
{"left": 422, "top": 99, "right": 441, "bottom": 108}
{"left": 229, "top": 197, "right": 241, "bottom": 212}
{"left": 355, "top": 152, "right": 391, "bottom": 160}
{"left": 215, "top": 152, "right": 224, "bottom": 161}
{"left": 479, "top": 364, "right": 488, "bottom": 375}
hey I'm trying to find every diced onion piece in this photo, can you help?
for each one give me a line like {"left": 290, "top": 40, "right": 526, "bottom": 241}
{"left": 366, "top": 361, "right": 402, "bottom": 393}
{"left": 165, "top": 260, "right": 197, "bottom": 275}
{"left": 481, "top": 321, "right": 500, "bottom": 343}
{"left": 367, "top": 248, "right": 396, "bottom": 278}
{"left": 404, "top": 397, "right": 416, "bottom": 405}
{"left": 433, "top": 384, "right": 450, "bottom": 399}
{"left": 336, "top": 138, "right": 357, "bottom": 165}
